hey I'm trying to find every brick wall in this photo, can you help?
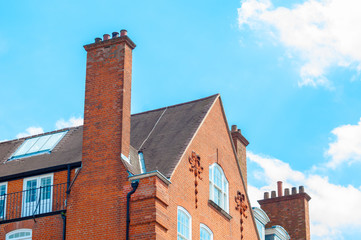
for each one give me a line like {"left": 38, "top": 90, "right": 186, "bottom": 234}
{"left": 0, "top": 169, "right": 70, "bottom": 239}
{"left": 0, "top": 215, "right": 63, "bottom": 240}
{"left": 127, "top": 98, "right": 260, "bottom": 239}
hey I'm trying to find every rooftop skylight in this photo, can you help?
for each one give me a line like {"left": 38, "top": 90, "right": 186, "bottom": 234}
{"left": 9, "top": 131, "right": 67, "bottom": 160}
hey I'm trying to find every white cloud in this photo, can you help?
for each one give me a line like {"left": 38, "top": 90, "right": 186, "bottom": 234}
{"left": 14, "top": 117, "right": 83, "bottom": 139}
{"left": 55, "top": 117, "right": 83, "bottom": 130}
{"left": 238, "top": 0, "right": 361, "bottom": 87}
{"left": 326, "top": 118, "right": 361, "bottom": 168}
{"left": 248, "top": 151, "right": 361, "bottom": 240}
{"left": 16, "top": 127, "right": 44, "bottom": 138}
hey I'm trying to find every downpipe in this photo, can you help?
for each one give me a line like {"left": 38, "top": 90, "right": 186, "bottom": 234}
{"left": 126, "top": 181, "right": 139, "bottom": 240}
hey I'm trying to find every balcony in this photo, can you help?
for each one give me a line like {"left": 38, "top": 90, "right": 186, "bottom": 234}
{"left": 0, "top": 183, "right": 67, "bottom": 223}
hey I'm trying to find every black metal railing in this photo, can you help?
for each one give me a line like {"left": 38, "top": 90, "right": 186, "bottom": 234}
{"left": 0, "top": 183, "right": 67, "bottom": 222}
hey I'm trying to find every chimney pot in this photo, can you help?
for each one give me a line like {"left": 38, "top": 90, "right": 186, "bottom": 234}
{"left": 95, "top": 37, "right": 102, "bottom": 43}
{"left": 292, "top": 187, "right": 297, "bottom": 195}
{"left": 120, "top": 29, "right": 127, "bottom": 36}
{"left": 231, "top": 125, "right": 237, "bottom": 132}
{"left": 299, "top": 186, "right": 305, "bottom": 193}
{"left": 238, "top": 129, "right": 241, "bottom": 133}
{"left": 284, "top": 188, "right": 290, "bottom": 196}
{"left": 103, "top": 34, "right": 110, "bottom": 41}
{"left": 271, "top": 191, "right": 276, "bottom": 198}
{"left": 112, "top": 32, "right": 119, "bottom": 38}
{"left": 264, "top": 192, "right": 269, "bottom": 199}
{"left": 277, "top": 181, "right": 283, "bottom": 197}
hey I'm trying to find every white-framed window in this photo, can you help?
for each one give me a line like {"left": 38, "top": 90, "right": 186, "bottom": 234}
{"left": 6, "top": 229, "right": 32, "bottom": 240}
{"left": 209, "top": 163, "right": 229, "bottom": 212}
{"left": 22, "top": 173, "right": 53, "bottom": 217}
{"left": 177, "top": 206, "right": 191, "bottom": 240}
{"left": 0, "top": 182, "right": 7, "bottom": 219}
{"left": 200, "top": 223, "right": 213, "bottom": 240}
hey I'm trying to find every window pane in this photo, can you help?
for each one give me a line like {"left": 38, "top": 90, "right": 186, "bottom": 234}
{"left": 14, "top": 138, "right": 38, "bottom": 156}
{"left": 209, "top": 164, "right": 229, "bottom": 213}
{"left": 200, "top": 228, "right": 211, "bottom": 240}
{"left": 27, "top": 135, "right": 51, "bottom": 153}
{"left": 214, "top": 167, "right": 222, "bottom": 188}
{"left": 40, "top": 177, "right": 51, "bottom": 200}
{"left": 0, "top": 185, "right": 5, "bottom": 195}
{"left": 177, "top": 209, "right": 190, "bottom": 240}
{"left": 26, "top": 180, "right": 37, "bottom": 202}
{"left": 10, "top": 131, "right": 67, "bottom": 160}
{"left": 7, "top": 230, "right": 32, "bottom": 240}
{"left": 0, "top": 199, "right": 4, "bottom": 217}
{"left": 39, "top": 132, "right": 66, "bottom": 151}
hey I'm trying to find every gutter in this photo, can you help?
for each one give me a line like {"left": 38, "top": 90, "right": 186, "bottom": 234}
{"left": 126, "top": 181, "right": 139, "bottom": 240}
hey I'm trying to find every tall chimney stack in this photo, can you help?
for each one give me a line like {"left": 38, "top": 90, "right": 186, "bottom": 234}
{"left": 67, "top": 30, "right": 136, "bottom": 239}
{"left": 231, "top": 125, "right": 249, "bottom": 188}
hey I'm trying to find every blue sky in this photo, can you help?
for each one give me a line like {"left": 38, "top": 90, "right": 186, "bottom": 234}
{"left": 1, "top": 0, "right": 361, "bottom": 239}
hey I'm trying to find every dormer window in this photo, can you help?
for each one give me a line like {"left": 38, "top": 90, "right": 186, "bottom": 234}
{"left": 9, "top": 131, "right": 67, "bottom": 160}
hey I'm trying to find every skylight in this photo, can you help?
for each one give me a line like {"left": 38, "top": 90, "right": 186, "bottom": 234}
{"left": 9, "top": 131, "right": 67, "bottom": 160}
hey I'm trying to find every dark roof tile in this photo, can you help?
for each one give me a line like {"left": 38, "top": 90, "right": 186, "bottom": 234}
{"left": 0, "top": 94, "right": 218, "bottom": 180}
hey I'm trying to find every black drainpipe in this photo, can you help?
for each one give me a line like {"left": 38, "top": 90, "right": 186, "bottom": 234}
{"left": 61, "top": 212, "right": 66, "bottom": 240}
{"left": 62, "top": 165, "right": 71, "bottom": 240}
{"left": 66, "top": 165, "right": 71, "bottom": 194}
{"left": 126, "top": 181, "right": 139, "bottom": 240}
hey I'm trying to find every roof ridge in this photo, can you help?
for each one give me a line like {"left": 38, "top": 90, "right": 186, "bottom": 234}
{"left": 131, "top": 94, "right": 219, "bottom": 117}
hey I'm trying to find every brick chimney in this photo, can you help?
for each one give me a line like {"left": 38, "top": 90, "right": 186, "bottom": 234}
{"left": 231, "top": 125, "right": 249, "bottom": 187}
{"left": 258, "top": 182, "right": 311, "bottom": 240}
{"left": 66, "top": 30, "right": 136, "bottom": 239}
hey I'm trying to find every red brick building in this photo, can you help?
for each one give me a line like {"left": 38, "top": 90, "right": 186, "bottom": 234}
{"left": 0, "top": 30, "right": 310, "bottom": 240}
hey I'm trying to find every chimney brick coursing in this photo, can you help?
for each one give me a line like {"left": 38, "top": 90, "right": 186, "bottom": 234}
{"left": 66, "top": 31, "right": 136, "bottom": 239}
{"left": 258, "top": 183, "right": 311, "bottom": 240}
{"left": 231, "top": 125, "right": 249, "bottom": 188}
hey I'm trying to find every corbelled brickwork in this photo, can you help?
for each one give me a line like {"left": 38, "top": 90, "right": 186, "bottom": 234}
{"left": 259, "top": 185, "right": 311, "bottom": 240}
{"left": 66, "top": 31, "right": 136, "bottom": 239}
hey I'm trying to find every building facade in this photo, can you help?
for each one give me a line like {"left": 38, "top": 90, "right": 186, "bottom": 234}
{"left": 0, "top": 30, "right": 310, "bottom": 240}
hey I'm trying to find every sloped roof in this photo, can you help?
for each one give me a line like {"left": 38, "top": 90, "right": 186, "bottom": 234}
{"left": 0, "top": 94, "right": 218, "bottom": 180}
{"left": 0, "top": 127, "right": 83, "bottom": 181}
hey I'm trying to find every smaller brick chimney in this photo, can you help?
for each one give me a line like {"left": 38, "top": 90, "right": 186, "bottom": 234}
{"left": 231, "top": 125, "right": 249, "bottom": 188}
{"left": 258, "top": 182, "right": 311, "bottom": 240}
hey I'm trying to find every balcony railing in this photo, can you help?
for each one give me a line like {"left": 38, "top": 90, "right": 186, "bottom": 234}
{"left": 0, "top": 183, "right": 67, "bottom": 223}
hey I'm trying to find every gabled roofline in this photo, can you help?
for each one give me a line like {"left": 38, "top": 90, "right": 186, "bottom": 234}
{"left": 131, "top": 94, "right": 220, "bottom": 117}
{"left": 217, "top": 96, "right": 261, "bottom": 240}
{"left": 169, "top": 94, "right": 220, "bottom": 178}
{"left": 167, "top": 93, "right": 260, "bottom": 240}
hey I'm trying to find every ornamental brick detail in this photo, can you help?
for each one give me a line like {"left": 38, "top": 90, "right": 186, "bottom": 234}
{"left": 189, "top": 151, "right": 203, "bottom": 208}
{"left": 235, "top": 190, "right": 248, "bottom": 239}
